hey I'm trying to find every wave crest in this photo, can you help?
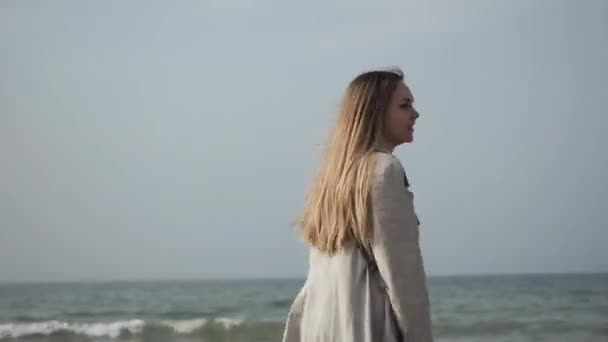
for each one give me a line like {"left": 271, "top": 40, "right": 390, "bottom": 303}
{"left": 0, "top": 319, "right": 145, "bottom": 339}
{"left": 0, "top": 317, "right": 249, "bottom": 340}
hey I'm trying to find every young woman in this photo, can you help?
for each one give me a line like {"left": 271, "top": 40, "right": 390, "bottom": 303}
{"left": 283, "top": 68, "right": 433, "bottom": 342}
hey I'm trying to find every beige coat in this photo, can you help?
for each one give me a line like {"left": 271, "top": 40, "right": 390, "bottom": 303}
{"left": 283, "top": 152, "right": 433, "bottom": 342}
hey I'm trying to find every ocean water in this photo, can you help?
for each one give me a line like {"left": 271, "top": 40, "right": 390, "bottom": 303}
{"left": 0, "top": 273, "right": 606, "bottom": 342}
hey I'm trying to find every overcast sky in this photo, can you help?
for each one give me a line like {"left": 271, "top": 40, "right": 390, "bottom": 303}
{"left": 1, "top": 0, "right": 607, "bottom": 282}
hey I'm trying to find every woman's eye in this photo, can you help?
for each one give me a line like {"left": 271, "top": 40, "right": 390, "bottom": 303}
{"left": 400, "top": 103, "right": 411, "bottom": 109}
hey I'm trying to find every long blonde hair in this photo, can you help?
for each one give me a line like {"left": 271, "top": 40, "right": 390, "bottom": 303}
{"left": 299, "top": 68, "right": 404, "bottom": 253}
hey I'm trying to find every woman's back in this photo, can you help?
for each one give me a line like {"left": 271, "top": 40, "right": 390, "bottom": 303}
{"left": 283, "top": 152, "right": 432, "bottom": 342}
{"left": 287, "top": 242, "right": 401, "bottom": 342}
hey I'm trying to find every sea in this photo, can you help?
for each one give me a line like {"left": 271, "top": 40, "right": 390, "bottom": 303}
{"left": 0, "top": 273, "right": 606, "bottom": 342}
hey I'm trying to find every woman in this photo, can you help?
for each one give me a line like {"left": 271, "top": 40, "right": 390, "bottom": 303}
{"left": 283, "top": 68, "right": 433, "bottom": 342}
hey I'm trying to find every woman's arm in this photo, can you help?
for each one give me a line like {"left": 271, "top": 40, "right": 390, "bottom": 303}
{"left": 370, "top": 155, "right": 433, "bottom": 342}
{"left": 282, "top": 280, "right": 307, "bottom": 342}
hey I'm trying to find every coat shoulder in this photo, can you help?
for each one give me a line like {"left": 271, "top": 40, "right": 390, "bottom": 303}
{"left": 373, "top": 153, "right": 405, "bottom": 183}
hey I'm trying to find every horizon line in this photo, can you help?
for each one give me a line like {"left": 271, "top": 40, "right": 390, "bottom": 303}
{"left": 1, "top": 270, "right": 606, "bottom": 286}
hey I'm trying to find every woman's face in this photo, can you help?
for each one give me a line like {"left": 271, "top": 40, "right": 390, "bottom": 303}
{"left": 385, "top": 81, "right": 419, "bottom": 145}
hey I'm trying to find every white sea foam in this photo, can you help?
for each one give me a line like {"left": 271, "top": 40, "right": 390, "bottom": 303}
{"left": 72, "top": 319, "right": 145, "bottom": 338}
{"left": 0, "top": 317, "right": 248, "bottom": 340}
{"left": 0, "top": 319, "right": 144, "bottom": 339}
{"left": 214, "top": 317, "right": 243, "bottom": 329}
{"left": 160, "top": 318, "right": 208, "bottom": 334}
{"left": 0, "top": 321, "right": 68, "bottom": 339}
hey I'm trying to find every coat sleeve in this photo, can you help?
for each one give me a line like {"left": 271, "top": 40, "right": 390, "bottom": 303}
{"left": 370, "top": 156, "right": 433, "bottom": 342}
{"left": 282, "top": 281, "right": 307, "bottom": 342}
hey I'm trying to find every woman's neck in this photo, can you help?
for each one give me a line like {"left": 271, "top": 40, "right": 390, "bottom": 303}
{"left": 375, "top": 140, "right": 395, "bottom": 154}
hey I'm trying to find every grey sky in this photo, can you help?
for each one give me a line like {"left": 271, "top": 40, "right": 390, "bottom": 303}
{"left": 1, "top": 0, "right": 607, "bottom": 282}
